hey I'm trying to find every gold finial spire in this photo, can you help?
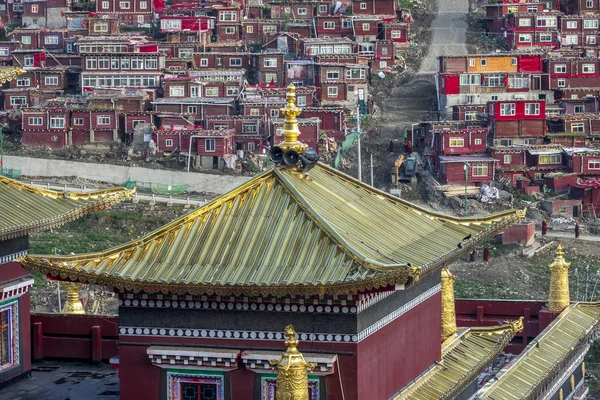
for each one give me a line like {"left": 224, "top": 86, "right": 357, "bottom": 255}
{"left": 61, "top": 282, "right": 85, "bottom": 314}
{"left": 271, "top": 325, "right": 315, "bottom": 400}
{"left": 441, "top": 268, "right": 457, "bottom": 342}
{"left": 277, "top": 84, "right": 308, "bottom": 153}
{"left": 548, "top": 244, "right": 571, "bottom": 312}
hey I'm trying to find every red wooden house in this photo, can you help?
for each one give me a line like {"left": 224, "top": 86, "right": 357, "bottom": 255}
{"left": 315, "top": 15, "right": 353, "bottom": 38}
{"left": 505, "top": 13, "right": 560, "bottom": 50}
{"left": 301, "top": 107, "right": 345, "bottom": 140}
{"left": 486, "top": 2, "right": 546, "bottom": 34}
{"left": 486, "top": 100, "right": 546, "bottom": 145}
{"left": 544, "top": 57, "right": 600, "bottom": 90}
{"left": 300, "top": 38, "right": 356, "bottom": 58}
{"left": 242, "top": 20, "right": 281, "bottom": 43}
{"left": 490, "top": 147, "right": 528, "bottom": 184}
{"left": 270, "top": 2, "right": 315, "bottom": 19}
{"left": 193, "top": 52, "right": 250, "bottom": 71}
{"left": 123, "top": 112, "right": 153, "bottom": 144}
{"left": 380, "top": 22, "right": 410, "bottom": 44}
{"left": 352, "top": 18, "right": 380, "bottom": 42}
{"left": 371, "top": 41, "right": 395, "bottom": 71}
{"left": 21, "top": 107, "right": 70, "bottom": 148}
{"left": 71, "top": 110, "right": 120, "bottom": 144}
{"left": 558, "top": 15, "right": 600, "bottom": 48}
{"left": 252, "top": 53, "right": 285, "bottom": 85}
{"left": 570, "top": 180, "right": 600, "bottom": 217}
{"left": 87, "top": 15, "right": 121, "bottom": 36}
{"left": 95, "top": 0, "right": 161, "bottom": 25}
{"left": 438, "top": 156, "right": 497, "bottom": 186}
{"left": 524, "top": 147, "right": 566, "bottom": 181}
{"left": 564, "top": 148, "right": 600, "bottom": 178}
{"left": 435, "top": 127, "right": 489, "bottom": 156}
{"left": 204, "top": 115, "right": 264, "bottom": 154}
{"left": 352, "top": 0, "right": 396, "bottom": 16}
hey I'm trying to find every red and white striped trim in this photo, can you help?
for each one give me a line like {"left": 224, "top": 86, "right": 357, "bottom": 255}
{"left": 0, "top": 277, "right": 34, "bottom": 301}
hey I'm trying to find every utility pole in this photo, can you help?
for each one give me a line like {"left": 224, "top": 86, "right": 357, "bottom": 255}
{"left": 370, "top": 153, "right": 374, "bottom": 186}
{"left": 463, "top": 163, "right": 470, "bottom": 217}
{"left": 356, "top": 102, "right": 362, "bottom": 182}
{"left": 0, "top": 129, "right": 3, "bottom": 174}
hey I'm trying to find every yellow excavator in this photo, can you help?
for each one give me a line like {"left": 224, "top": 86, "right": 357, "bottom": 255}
{"left": 392, "top": 154, "right": 417, "bottom": 187}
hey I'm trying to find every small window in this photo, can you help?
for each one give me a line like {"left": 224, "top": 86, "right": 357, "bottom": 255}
{"left": 297, "top": 8, "right": 307, "bottom": 15}
{"left": 588, "top": 160, "right": 600, "bottom": 170}
{"left": 519, "top": 34, "right": 532, "bottom": 43}
{"left": 169, "top": 86, "right": 185, "bottom": 97}
{"left": 28, "top": 117, "right": 42, "bottom": 125}
{"left": 319, "top": 4, "right": 328, "bottom": 13}
{"left": 297, "top": 96, "right": 307, "bottom": 106}
{"left": 525, "top": 103, "right": 540, "bottom": 115}
{"left": 0, "top": 47, "right": 8, "bottom": 57}
{"left": 504, "top": 155, "right": 512, "bottom": 164}
{"left": 567, "top": 21, "right": 578, "bottom": 29}
{"left": 44, "top": 76, "right": 59, "bottom": 86}
{"left": 326, "top": 70, "right": 340, "bottom": 80}
{"left": 246, "top": 25, "right": 253, "bottom": 33}
{"left": 571, "top": 123, "right": 585, "bottom": 133}
{"left": 574, "top": 105, "right": 584, "bottom": 114}
{"left": 327, "top": 86, "right": 338, "bottom": 97}
{"left": 102, "top": 1, "right": 109, "bottom": 8}
{"left": 587, "top": 0, "right": 594, "bottom": 7}
{"left": 21, "top": 36, "right": 31, "bottom": 45}
{"left": 554, "top": 64, "right": 567, "bottom": 73}
{"left": 225, "top": 27, "right": 235, "bottom": 34}
{"left": 226, "top": 87, "right": 239, "bottom": 96}
{"left": 584, "top": 20, "right": 599, "bottom": 29}
{"left": 324, "top": 21, "right": 335, "bottom": 30}
{"left": 205, "top": 87, "right": 219, "bottom": 96}
{"left": 391, "top": 31, "right": 402, "bottom": 39}
{"left": 583, "top": 64, "right": 595, "bottom": 74}
{"left": 200, "top": 58, "right": 208, "bottom": 67}
{"left": 449, "top": 137, "right": 464, "bottom": 147}
{"left": 469, "top": 59, "right": 475, "bottom": 67}
{"left": 188, "top": 106, "right": 197, "bottom": 113}
{"left": 558, "top": 78, "right": 566, "bottom": 87}
{"left": 140, "top": 1, "right": 147, "bottom": 9}
{"left": 247, "top": 142, "right": 256, "bottom": 152}
{"left": 31, "top": 4, "right": 38, "bottom": 13}
{"left": 94, "top": 22, "right": 109, "bottom": 33}
{"left": 264, "top": 58, "right": 277, "bottom": 68}
{"left": 500, "top": 103, "right": 516, "bottom": 116}
{"left": 511, "top": 58, "right": 517, "bottom": 66}
{"left": 97, "top": 116, "right": 110, "bottom": 125}
{"left": 362, "top": 23, "right": 370, "bottom": 31}
{"left": 491, "top": 95, "right": 499, "bottom": 101}
{"left": 472, "top": 165, "right": 489, "bottom": 177}
{"left": 45, "top": 36, "right": 59, "bottom": 45}
{"left": 119, "top": 1, "right": 130, "bottom": 9}
{"left": 165, "top": 139, "right": 174, "bottom": 147}
{"left": 73, "top": 118, "right": 84, "bottom": 126}
{"left": 265, "top": 73, "right": 277, "bottom": 83}
{"left": 230, "top": 58, "right": 241, "bottom": 66}
{"left": 17, "top": 77, "right": 30, "bottom": 86}
{"left": 474, "top": 138, "right": 482, "bottom": 145}
{"left": 205, "top": 138, "right": 216, "bottom": 152}
{"left": 50, "top": 116, "right": 65, "bottom": 129}
{"left": 270, "top": 109, "right": 279, "bottom": 118}
{"left": 360, "top": 2, "right": 367, "bottom": 9}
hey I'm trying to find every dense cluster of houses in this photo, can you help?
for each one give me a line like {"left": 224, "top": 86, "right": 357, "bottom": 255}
{"left": 0, "top": 0, "right": 412, "bottom": 169}
{"left": 425, "top": 0, "right": 600, "bottom": 217}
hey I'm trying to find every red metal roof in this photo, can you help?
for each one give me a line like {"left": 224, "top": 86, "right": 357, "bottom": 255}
{"left": 571, "top": 180, "right": 600, "bottom": 189}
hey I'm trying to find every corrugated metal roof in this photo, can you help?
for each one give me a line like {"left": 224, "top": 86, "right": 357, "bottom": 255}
{"left": 478, "top": 303, "right": 600, "bottom": 400}
{"left": 0, "top": 177, "right": 134, "bottom": 241}
{"left": 394, "top": 322, "right": 521, "bottom": 400}
{"left": 20, "top": 164, "right": 522, "bottom": 296}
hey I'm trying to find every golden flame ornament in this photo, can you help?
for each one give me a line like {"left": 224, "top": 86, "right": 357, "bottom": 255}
{"left": 441, "top": 268, "right": 457, "bottom": 342}
{"left": 61, "top": 282, "right": 85, "bottom": 314}
{"left": 271, "top": 325, "right": 315, "bottom": 400}
{"left": 548, "top": 244, "right": 571, "bottom": 313}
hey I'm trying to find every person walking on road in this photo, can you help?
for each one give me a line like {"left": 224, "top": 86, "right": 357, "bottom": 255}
{"left": 542, "top": 219, "right": 547, "bottom": 236}
{"left": 575, "top": 221, "right": 580, "bottom": 238}
{"left": 483, "top": 245, "right": 489, "bottom": 262}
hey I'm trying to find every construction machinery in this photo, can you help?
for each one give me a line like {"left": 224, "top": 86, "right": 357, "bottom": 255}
{"left": 392, "top": 154, "right": 417, "bottom": 187}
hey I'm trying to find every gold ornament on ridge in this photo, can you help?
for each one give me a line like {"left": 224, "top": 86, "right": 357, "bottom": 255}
{"left": 270, "top": 324, "right": 315, "bottom": 400}
{"left": 548, "top": 244, "right": 571, "bottom": 313}
{"left": 277, "top": 84, "right": 308, "bottom": 154}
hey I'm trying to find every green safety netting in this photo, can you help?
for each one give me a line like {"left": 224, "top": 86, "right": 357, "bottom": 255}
{"left": 332, "top": 132, "right": 359, "bottom": 169}
{"left": 2, "top": 168, "right": 21, "bottom": 179}
{"left": 124, "top": 179, "right": 188, "bottom": 195}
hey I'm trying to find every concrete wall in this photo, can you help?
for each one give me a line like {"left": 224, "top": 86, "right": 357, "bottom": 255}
{"left": 4, "top": 155, "right": 251, "bottom": 195}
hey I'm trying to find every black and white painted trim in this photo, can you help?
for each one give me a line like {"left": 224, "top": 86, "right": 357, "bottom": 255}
{"left": 118, "top": 283, "right": 441, "bottom": 343}
{"left": 0, "top": 251, "right": 28, "bottom": 264}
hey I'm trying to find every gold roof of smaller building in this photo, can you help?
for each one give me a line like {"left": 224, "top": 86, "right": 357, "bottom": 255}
{"left": 478, "top": 303, "right": 600, "bottom": 400}
{"left": 18, "top": 164, "right": 522, "bottom": 296}
{"left": 0, "top": 177, "right": 134, "bottom": 241}
{"left": 394, "top": 320, "right": 522, "bottom": 400}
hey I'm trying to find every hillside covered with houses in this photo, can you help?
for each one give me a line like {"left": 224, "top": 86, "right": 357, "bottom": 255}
{"left": 0, "top": 0, "right": 413, "bottom": 170}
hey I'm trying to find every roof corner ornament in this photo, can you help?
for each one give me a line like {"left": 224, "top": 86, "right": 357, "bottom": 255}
{"left": 270, "top": 324, "right": 315, "bottom": 400}
{"left": 509, "top": 316, "right": 524, "bottom": 334}
{"left": 441, "top": 268, "right": 457, "bottom": 342}
{"left": 269, "top": 84, "right": 319, "bottom": 174}
{"left": 548, "top": 244, "right": 571, "bottom": 313}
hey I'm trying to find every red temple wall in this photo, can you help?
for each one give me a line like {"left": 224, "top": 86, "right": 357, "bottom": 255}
{"left": 356, "top": 292, "right": 442, "bottom": 400}
{"left": 0, "top": 262, "right": 30, "bottom": 282}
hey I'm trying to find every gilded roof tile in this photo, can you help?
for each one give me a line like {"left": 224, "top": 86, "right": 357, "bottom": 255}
{"left": 19, "top": 164, "right": 522, "bottom": 295}
{"left": 394, "top": 321, "right": 522, "bottom": 400}
{"left": 0, "top": 176, "right": 134, "bottom": 241}
{"left": 478, "top": 303, "right": 600, "bottom": 400}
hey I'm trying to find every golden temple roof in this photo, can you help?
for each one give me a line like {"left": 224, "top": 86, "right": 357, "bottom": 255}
{"left": 18, "top": 164, "right": 522, "bottom": 296}
{"left": 478, "top": 303, "right": 600, "bottom": 400}
{"left": 0, "top": 176, "right": 134, "bottom": 241}
{"left": 394, "top": 320, "right": 522, "bottom": 400}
